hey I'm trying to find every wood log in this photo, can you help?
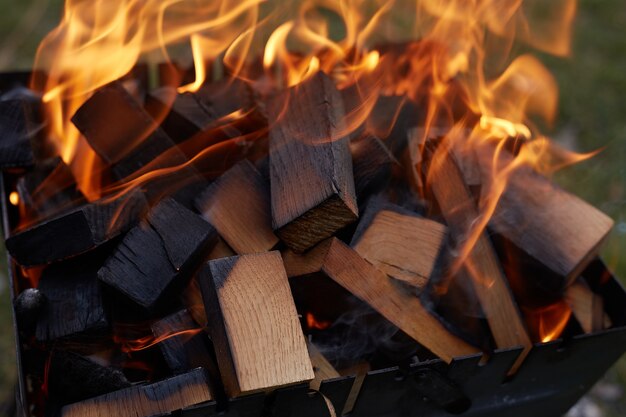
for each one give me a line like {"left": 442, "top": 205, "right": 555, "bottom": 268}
{"left": 565, "top": 280, "right": 605, "bottom": 334}
{"left": 99, "top": 199, "right": 215, "bottom": 309}
{"left": 61, "top": 368, "right": 212, "bottom": 417}
{"left": 351, "top": 201, "right": 447, "bottom": 289}
{"left": 0, "top": 98, "right": 39, "bottom": 169}
{"left": 6, "top": 188, "right": 147, "bottom": 266}
{"left": 36, "top": 253, "right": 109, "bottom": 341}
{"left": 424, "top": 140, "right": 531, "bottom": 370}
{"left": 13, "top": 288, "right": 45, "bottom": 335}
{"left": 195, "top": 160, "right": 278, "bottom": 254}
{"left": 320, "top": 238, "right": 479, "bottom": 363}
{"left": 307, "top": 341, "right": 340, "bottom": 391}
{"left": 267, "top": 72, "right": 358, "bottom": 253}
{"left": 477, "top": 146, "right": 614, "bottom": 286}
{"left": 199, "top": 251, "right": 314, "bottom": 396}
{"left": 350, "top": 134, "right": 395, "bottom": 208}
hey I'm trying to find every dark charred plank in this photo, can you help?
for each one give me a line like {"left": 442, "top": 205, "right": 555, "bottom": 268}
{"left": 61, "top": 368, "right": 213, "bottom": 417}
{"left": 195, "top": 160, "right": 278, "bottom": 254}
{"left": 0, "top": 98, "right": 40, "bottom": 169}
{"left": 5, "top": 188, "right": 147, "bottom": 266}
{"left": 36, "top": 253, "right": 109, "bottom": 341}
{"left": 350, "top": 134, "right": 395, "bottom": 209}
{"left": 267, "top": 72, "right": 358, "bottom": 253}
{"left": 14, "top": 288, "right": 45, "bottom": 336}
{"left": 98, "top": 199, "right": 215, "bottom": 309}
{"left": 47, "top": 349, "right": 130, "bottom": 405}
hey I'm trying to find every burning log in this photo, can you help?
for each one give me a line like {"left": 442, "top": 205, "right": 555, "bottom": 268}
{"left": 267, "top": 72, "right": 358, "bottom": 253}
{"left": 425, "top": 140, "right": 532, "bottom": 369}
{"left": 71, "top": 82, "right": 187, "bottom": 179}
{"left": 99, "top": 199, "right": 215, "bottom": 309}
{"left": 195, "top": 160, "right": 278, "bottom": 254}
{"left": 565, "top": 279, "right": 606, "bottom": 334}
{"left": 351, "top": 201, "right": 447, "bottom": 289}
{"left": 61, "top": 368, "right": 212, "bottom": 417}
{"left": 199, "top": 251, "right": 314, "bottom": 396}
{"left": 307, "top": 341, "right": 340, "bottom": 391}
{"left": 0, "top": 98, "right": 40, "bottom": 169}
{"left": 5, "top": 188, "right": 147, "bottom": 266}
{"left": 36, "top": 253, "right": 108, "bottom": 341}
{"left": 350, "top": 134, "right": 395, "bottom": 207}
{"left": 14, "top": 288, "right": 45, "bottom": 336}
{"left": 308, "top": 238, "right": 479, "bottom": 362}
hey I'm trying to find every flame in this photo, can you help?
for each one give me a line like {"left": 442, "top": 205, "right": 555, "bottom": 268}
{"left": 114, "top": 327, "right": 202, "bottom": 353}
{"left": 524, "top": 301, "right": 572, "bottom": 343}
{"left": 306, "top": 312, "right": 332, "bottom": 331}
{"left": 8, "top": 191, "right": 19, "bottom": 206}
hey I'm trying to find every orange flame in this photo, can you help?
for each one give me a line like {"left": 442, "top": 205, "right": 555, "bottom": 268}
{"left": 524, "top": 301, "right": 572, "bottom": 343}
{"left": 114, "top": 328, "right": 202, "bottom": 353}
{"left": 306, "top": 312, "right": 332, "bottom": 331}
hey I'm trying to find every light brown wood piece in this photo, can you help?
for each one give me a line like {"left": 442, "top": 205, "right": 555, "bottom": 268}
{"left": 352, "top": 210, "right": 447, "bottom": 288}
{"left": 337, "top": 362, "right": 370, "bottom": 415}
{"left": 321, "top": 238, "right": 479, "bottom": 363}
{"left": 425, "top": 140, "right": 531, "bottom": 371}
{"left": 199, "top": 251, "right": 314, "bottom": 396}
{"left": 281, "top": 239, "right": 333, "bottom": 278}
{"left": 196, "top": 160, "right": 278, "bottom": 254}
{"left": 61, "top": 368, "right": 211, "bottom": 417}
{"left": 308, "top": 341, "right": 340, "bottom": 391}
{"left": 476, "top": 147, "right": 614, "bottom": 286}
{"left": 565, "top": 280, "right": 605, "bottom": 333}
{"left": 268, "top": 72, "right": 358, "bottom": 253}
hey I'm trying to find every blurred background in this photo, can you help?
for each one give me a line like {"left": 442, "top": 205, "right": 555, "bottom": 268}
{"left": 0, "top": 0, "right": 623, "bottom": 416}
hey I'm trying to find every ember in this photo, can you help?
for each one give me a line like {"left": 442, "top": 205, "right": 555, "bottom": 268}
{"left": 0, "top": 0, "right": 624, "bottom": 416}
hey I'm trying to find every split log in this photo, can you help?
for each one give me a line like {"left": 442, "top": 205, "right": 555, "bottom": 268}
{"left": 0, "top": 98, "right": 41, "bottom": 169}
{"left": 477, "top": 146, "right": 614, "bottom": 286}
{"left": 61, "top": 368, "right": 212, "bottom": 417}
{"left": 36, "top": 253, "right": 109, "bottom": 341}
{"left": 195, "top": 160, "right": 278, "bottom": 254}
{"left": 350, "top": 134, "right": 395, "bottom": 207}
{"left": 424, "top": 140, "right": 531, "bottom": 370}
{"left": 199, "top": 251, "right": 314, "bottom": 396}
{"left": 99, "top": 199, "right": 215, "bottom": 309}
{"left": 351, "top": 201, "right": 447, "bottom": 289}
{"left": 6, "top": 188, "right": 147, "bottom": 266}
{"left": 151, "top": 309, "right": 218, "bottom": 377}
{"left": 308, "top": 341, "right": 340, "bottom": 391}
{"left": 319, "top": 238, "right": 479, "bottom": 363}
{"left": 267, "top": 72, "right": 358, "bottom": 252}
{"left": 565, "top": 280, "right": 605, "bottom": 334}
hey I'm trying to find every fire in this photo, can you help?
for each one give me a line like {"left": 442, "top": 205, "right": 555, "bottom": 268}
{"left": 114, "top": 328, "right": 202, "bottom": 353}
{"left": 306, "top": 312, "right": 332, "bottom": 331}
{"left": 524, "top": 301, "right": 573, "bottom": 343}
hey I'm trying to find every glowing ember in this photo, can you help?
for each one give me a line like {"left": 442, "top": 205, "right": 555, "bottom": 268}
{"left": 115, "top": 328, "right": 203, "bottom": 353}
{"left": 306, "top": 312, "right": 332, "bottom": 331}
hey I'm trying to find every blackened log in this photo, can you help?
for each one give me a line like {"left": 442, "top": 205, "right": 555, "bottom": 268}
{"left": 36, "top": 252, "right": 109, "bottom": 341}
{"left": 268, "top": 72, "right": 358, "bottom": 253}
{"left": 47, "top": 349, "right": 130, "bottom": 405}
{"left": 350, "top": 134, "right": 395, "bottom": 209}
{"left": 0, "top": 98, "right": 40, "bottom": 169}
{"left": 5, "top": 188, "right": 147, "bottom": 266}
{"left": 61, "top": 368, "right": 213, "bottom": 417}
{"left": 14, "top": 288, "right": 45, "bottom": 335}
{"left": 99, "top": 199, "right": 215, "bottom": 309}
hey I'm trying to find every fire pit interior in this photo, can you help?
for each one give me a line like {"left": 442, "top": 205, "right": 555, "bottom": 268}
{"left": 0, "top": 0, "right": 625, "bottom": 416}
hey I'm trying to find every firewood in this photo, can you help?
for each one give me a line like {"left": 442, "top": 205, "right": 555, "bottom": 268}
{"left": 195, "top": 160, "right": 278, "bottom": 254}
{"left": 14, "top": 288, "right": 45, "bottom": 336}
{"left": 565, "top": 280, "right": 605, "bottom": 334}
{"left": 0, "top": 98, "right": 39, "bottom": 169}
{"left": 47, "top": 349, "right": 130, "bottom": 405}
{"left": 351, "top": 201, "right": 447, "bottom": 289}
{"left": 99, "top": 199, "right": 215, "bottom": 309}
{"left": 319, "top": 238, "right": 479, "bottom": 363}
{"left": 61, "top": 368, "right": 212, "bottom": 417}
{"left": 281, "top": 239, "right": 333, "bottom": 278}
{"left": 307, "top": 341, "right": 340, "bottom": 391}
{"left": 350, "top": 134, "right": 395, "bottom": 207}
{"left": 199, "top": 251, "right": 314, "bottom": 396}
{"left": 151, "top": 309, "right": 218, "bottom": 376}
{"left": 5, "top": 188, "right": 147, "bottom": 266}
{"left": 36, "top": 253, "right": 109, "bottom": 341}
{"left": 477, "top": 147, "right": 614, "bottom": 286}
{"left": 267, "top": 72, "right": 358, "bottom": 253}
{"left": 424, "top": 140, "right": 531, "bottom": 369}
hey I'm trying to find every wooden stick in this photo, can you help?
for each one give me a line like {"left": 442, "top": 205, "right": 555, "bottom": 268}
{"left": 351, "top": 204, "right": 447, "bottom": 289}
{"left": 308, "top": 341, "right": 340, "bottom": 391}
{"left": 565, "top": 280, "right": 605, "bottom": 334}
{"left": 195, "top": 160, "right": 278, "bottom": 254}
{"left": 425, "top": 140, "right": 531, "bottom": 370}
{"left": 267, "top": 72, "right": 358, "bottom": 252}
{"left": 321, "top": 238, "right": 479, "bottom": 363}
{"left": 61, "top": 368, "right": 212, "bottom": 417}
{"left": 199, "top": 251, "right": 314, "bottom": 396}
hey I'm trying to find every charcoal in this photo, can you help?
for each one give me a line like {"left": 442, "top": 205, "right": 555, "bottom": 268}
{"left": 14, "top": 288, "right": 45, "bottom": 335}
{"left": 0, "top": 98, "right": 41, "bottom": 169}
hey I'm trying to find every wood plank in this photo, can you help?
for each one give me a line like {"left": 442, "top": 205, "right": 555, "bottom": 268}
{"left": 199, "top": 251, "right": 314, "bottom": 396}
{"left": 424, "top": 140, "right": 531, "bottom": 370}
{"left": 350, "top": 134, "right": 395, "bottom": 207}
{"left": 565, "top": 280, "right": 605, "bottom": 334}
{"left": 321, "top": 238, "right": 479, "bottom": 363}
{"left": 308, "top": 341, "right": 340, "bottom": 391}
{"left": 351, "top": 206, "right": 447, "bottom": 289}
{"left": 267, "top": 72, "right": 358, "bottom": 253}
{"left": 6, "top": 188, "right": 147, "bottom": 266}
{"left": 195, "top": 160, "right": 278, "bottom": 254}
{"left": 61, "top": 368, "right": 212, "bottom": 417}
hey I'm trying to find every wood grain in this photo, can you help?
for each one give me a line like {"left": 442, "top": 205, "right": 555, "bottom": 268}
{"left": 267, "top": 72, "right": 358, "bottom": 252}
{"left": 195, "top": 160, "right": 278, "bottom": 254}
{"left": 565, "top": 280, "right": 605, "bottom": 334}
{"left": 199, "top": 251, "right": 314, "bottom": 396}
{"left": 425, "top": 140, "right": 531, "bottom": 370}
{"left": 352, "top": 209, "right": 447, "bottom": 289}
{"left": 322, "top": 238, "right": 479, "bottom": 363}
